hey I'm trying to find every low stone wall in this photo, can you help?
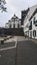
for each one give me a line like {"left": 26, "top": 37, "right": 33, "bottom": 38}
{"left": 0, "top": 28, "right": 24, "bottom": 36}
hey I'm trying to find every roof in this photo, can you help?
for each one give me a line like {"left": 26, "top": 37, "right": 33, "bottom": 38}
{"left": 6, "top": 22, "right": 9, "bottom": 24}
{"left": 29, "top": 8, "right": 37, "bottom": 21}
{"left": 11, "top": 14, "right": 18, "bottom": 19}
{"left": 24, "top": 5, "right": 37, "bottom": 22}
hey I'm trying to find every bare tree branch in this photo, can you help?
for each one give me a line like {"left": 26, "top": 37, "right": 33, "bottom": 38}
{"left": 0, "top": 0, "right": 7, "bottom": 12}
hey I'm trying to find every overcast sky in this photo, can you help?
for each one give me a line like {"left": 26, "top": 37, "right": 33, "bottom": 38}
{"left": 0, "top": 0, "right": 37, "bottom": 27}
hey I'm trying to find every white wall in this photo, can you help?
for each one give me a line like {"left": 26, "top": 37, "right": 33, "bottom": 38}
{"left": 15, "top": 21, "right": 18, "bottom": 28}
{"left": 23, "top": 5, "right": 37, "bottom": 38}
{"left": 29, "top": 13, "right": 37, "bottom": 39}
{"left": 11, "top": 22, "right": 14, "bottom": 28}
{"left": 23, "top": 18, "right": 30, "bottom": 36}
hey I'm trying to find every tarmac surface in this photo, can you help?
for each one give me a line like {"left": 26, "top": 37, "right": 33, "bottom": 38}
{"left": 0, "top": 42, "right": 15, "bottom": 49}
{"left": 17, "top": 40, "right": 37, "bottom": 65}
{"left": 0, "top": 36, "right": 37, "bottom": 65}
{"left": 0, "top": 48, "right": 16, "bottom": 65}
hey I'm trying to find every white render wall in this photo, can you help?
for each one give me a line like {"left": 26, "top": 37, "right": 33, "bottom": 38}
{"left": 11, "top": 22, "right": 14, "bottom": 28}
{"left": 23, "top": 5, "right": 37, "bottom": 38}
{"left": 15, "top": 21, "right": 18, "bottom": 28}
{"left": 23, "top": 16, "right": 30, "bottom": 36}
{"left": 29, "top": 13, "right": 37, "bottom": 39}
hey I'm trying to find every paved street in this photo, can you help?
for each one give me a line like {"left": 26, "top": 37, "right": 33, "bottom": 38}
{"left": 16, "top": 40, "right": 37, "bottom": 65}
{"left": 0, "top": 41, "right": 16, "bottom": 65}
{"left": 0, "top": 36, "right": 17, "bottom": 65}
{"left": 0, "top": 42, "right": 15, "bottom": 49}
{"left": 0, "top": 48, "right": 16, "bottom": 65}
{"left": 0, "top": 37, "right": 37, "bottom": 65}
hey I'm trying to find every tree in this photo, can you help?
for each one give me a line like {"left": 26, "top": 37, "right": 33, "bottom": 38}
{"left": 0, "top": 0, "right": 7, "bottom": 12}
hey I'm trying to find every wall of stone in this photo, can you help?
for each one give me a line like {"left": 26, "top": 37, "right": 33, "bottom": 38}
{"left": 0, "top": 28, "right": 24, "bottom": 36}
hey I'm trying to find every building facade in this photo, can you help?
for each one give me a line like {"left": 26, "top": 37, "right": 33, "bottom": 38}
{"left": 23, "top": 5, "right": 37, "bottom": 39}
{"left": 29, "top": 9, "right": 37, "bottom": 39}
{"left": 5, "top": 14, "right": 21, "bottom": 28}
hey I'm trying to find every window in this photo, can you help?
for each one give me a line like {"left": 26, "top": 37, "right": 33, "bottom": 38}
{"left": 18, "top": 24, "right": 19, "bottom": 28}
{"left": 30, "top": 31, "right": 32, "bottom": 38}
{"left": 9, "top": 24, "right": 12, "bottom": 28}
{"left": 33, "top": 17, "right": 37, "bottom": 26}
{"left": 29, "top": 21, "right": 32, "bottom": 30}
{"left": 35, "top": 20, "right": 37, "bottom": 26}
{"left": 33, "top": 30, "right": 36, "bottom": 37}
{"left": 13, "top": 24, "right": 15, "bottom": 28}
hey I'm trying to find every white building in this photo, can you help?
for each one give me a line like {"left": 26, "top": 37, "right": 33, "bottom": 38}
{"left": 23, "top": 5, "right": 37, "bottom": 39}
{"left": 29, "top": 8, "right": 37, "bottom": 39}
{"left": 5, "top": 23, "right": 9, "bottom": 28}
{"left": 5, "top": 14, "right": 21, "bottom": 28}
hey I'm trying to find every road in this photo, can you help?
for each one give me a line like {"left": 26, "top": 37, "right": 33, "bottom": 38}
{"left": 0, "top": 39, "right": 37, "bottom": 65}
{"left": 0, "top": 48, "right": 16, "bottom": 65}
{"left": 0, "top": 38, "right": 17, "bottom": 65}
{"left": 16, "top": 40, "right": 37, "bottom": 65}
